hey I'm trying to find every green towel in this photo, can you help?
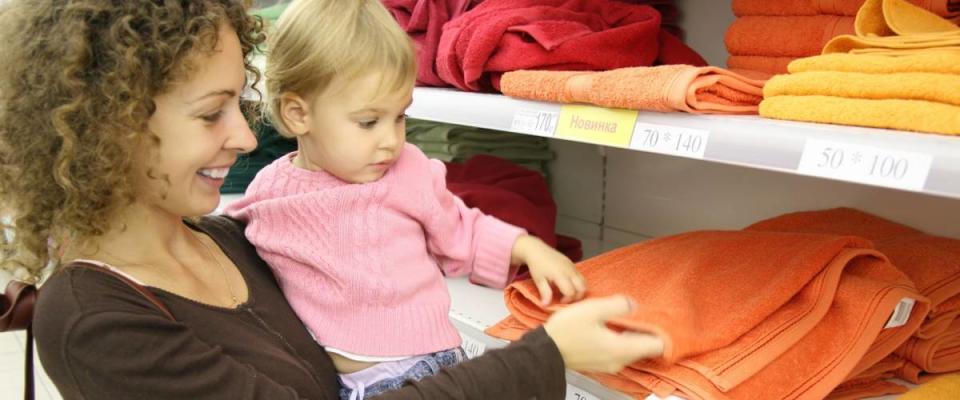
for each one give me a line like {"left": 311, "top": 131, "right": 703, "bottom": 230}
{"left": 407, "top": 119, "right": 546, "bottom": 144}
{"left": 413, "top": 140, "right": 548, "bottom": 153}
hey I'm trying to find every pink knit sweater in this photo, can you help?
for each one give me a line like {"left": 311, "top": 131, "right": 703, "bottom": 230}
{"left": 224, "top": 144, "right": 524, "bottom": 357}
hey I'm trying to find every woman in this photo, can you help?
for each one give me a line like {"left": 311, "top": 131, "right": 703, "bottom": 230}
{"left": 0, "top": 1, "right": 663, "bottom": 399}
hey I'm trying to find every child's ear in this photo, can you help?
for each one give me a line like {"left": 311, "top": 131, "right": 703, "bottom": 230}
{"left": 279, "top": 93, "right": 311, "bottom": 137}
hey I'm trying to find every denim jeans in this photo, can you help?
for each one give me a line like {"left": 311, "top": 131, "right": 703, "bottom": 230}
{"left": 338, "top": 348, "right": 466, "bottom": 400}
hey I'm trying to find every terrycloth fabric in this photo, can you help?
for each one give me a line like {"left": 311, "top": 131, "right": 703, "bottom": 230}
{"left": 733, "top": 0, "right": 960, "bottom": 21}
{"left": 500, "top": 65, "right": 767, "bottom": 115}
{"left": 759, "top": 95, "right": 960, "bottom": 135}
{"left": 224, "top": 144, "right": 525, "bottom": 357}
{"left": 764, "top": 70, "right": 960, "bottom": 106}
{"left": 898, "top": 373, "right": 960, "bottom": 399}
{"left": 406, "top": 119, "right": 555, "bottom": 174}
{"left": 823, "top": 0, "right": 960, "bottom": 54}
{"left": 897, "top": 320, "right": 960, "bottom": 374}
{"left": 435, "top": 0, "right": 705, "bottom": 92}
{"left": 826, "top": 379, "right": 910, "bottom": 400}
{"left": 726, "top": 16, "right": 856, "bottom": 57}
{"left": 788, "top": 50, "right": 960, "bottom": 74}
{"left": 383, "top": 0, "right": 474, "bottom": 86}
{"left": 488, "top": 230, "right": 929, "bottom": 400}
{"left": 728, "top": 55, "right": 797, "bottom": 74}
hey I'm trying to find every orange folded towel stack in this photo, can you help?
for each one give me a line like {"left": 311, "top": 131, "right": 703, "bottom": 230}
{"left": 487, "top": 228, "right": 930, "bottom": 399}
{"left": 727, "top": 0, "right": 959, "bottom": 74}
{"left": 749, "top": 208, "right": 960, "bottom": 396}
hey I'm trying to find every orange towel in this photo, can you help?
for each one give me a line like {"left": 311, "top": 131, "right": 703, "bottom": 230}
{"left": 499, "top": 66, "right": 767, "bottom": 115}
{"left": 487, "top": 230, "right": 929, "bottom": 400}
{"left": 732, "top": 0, "right": 960, "bottom": 22}
{"left": 759, "top": 95, "right": 960, "bottom": 136}
{"left": 827, "top": 355, "right": 908, "bottom": 399}
{"left": 788, "top": 51, "right": 960, "bottom": 74}
{"left": 728, "top": 55, "right": 796, "bottom": 74}
{"left": 824, "top": 0, "right": 960, "bottom": 54}
{"left": 898, "top": 320, "right": 960, "bottom": 374}
{"left": 726, "top": 16, "right": 856, "bottom": 57}
{"left": 763, "top": 70, "right": 960, "bottom": 106}
{"left": 898, "top": 373, "right": 960, "bottom": 399}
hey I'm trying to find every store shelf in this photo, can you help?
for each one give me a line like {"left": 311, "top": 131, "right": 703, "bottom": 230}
{"left": 409, "top": 87, "right": 960, "bottom": 200}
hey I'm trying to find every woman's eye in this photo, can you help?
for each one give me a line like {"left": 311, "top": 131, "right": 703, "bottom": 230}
{"left": 358, "top": 119, "right": 378, "bottom": 129}
{"left": 201, "top": 111, "right": 223, "bottom": 123}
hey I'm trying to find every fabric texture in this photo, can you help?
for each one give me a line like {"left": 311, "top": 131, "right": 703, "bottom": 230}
{"left": 760, "top": 95, "right": 960, "bottom": 135}
{"left": 382, "top": 0, "right": 474, "bottom": 86}
{"left": 406, "top": 119, "right": 555, "bottom": 175}
{"left": 732, "top": 0, "right": 960, "bottom": 22}
{"left": 224, "top": 144, "right": 525, "bottom": 357}
{"left": 788, "top": 50, "right": 960, "bottom": 73}
{"left": 898, "top": 373, "right": 960, "bottom": 399}
{"left": 32, "top": 216, "right": 567, "bottom": 399}
{"left": 487, "top": 228, "right": 929, "bottom": 400}
{"left": 435, "top": 0, "right": 705, "bottom": 92}
{"left": 725, "top": 16, "right": 856, "bottom": 58}
{"left": 500, "top": 65, "right": 767, "bottom": 114}
{"left": 727, "top": 55, "right": 797, "bottom": 75}
{"left": 338, "top": 348, "right": 466, "bottom": 400}
{"left": 823, "top": 0, "right": 960, "bottom": 55}
{"left": 764, "top": 70, "right": 960, "bottom": 106}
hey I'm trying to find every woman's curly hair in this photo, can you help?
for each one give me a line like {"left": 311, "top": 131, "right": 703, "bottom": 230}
{"left": 0, "top": 0, "right": 264, "bottom": 282}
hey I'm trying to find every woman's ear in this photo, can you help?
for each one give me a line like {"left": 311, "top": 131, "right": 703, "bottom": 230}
{"left": 279, "top": 93, "right": 311, "bottom": 137}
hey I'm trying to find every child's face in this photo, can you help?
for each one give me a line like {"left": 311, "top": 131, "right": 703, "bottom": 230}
{"left": 294, "top": 73, "right": 412, "bottom": 184}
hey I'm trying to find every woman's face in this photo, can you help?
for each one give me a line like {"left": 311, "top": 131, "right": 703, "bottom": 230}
{"left": 143, "top": 24, "right": 257, "bottom": 217}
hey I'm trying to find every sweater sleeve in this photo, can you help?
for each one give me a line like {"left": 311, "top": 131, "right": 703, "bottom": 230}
{"left": 372, "top": 327, "right": 567, "bottom": 400}
{"left": 416, "top": 154, "right": 526, "bottom": 289}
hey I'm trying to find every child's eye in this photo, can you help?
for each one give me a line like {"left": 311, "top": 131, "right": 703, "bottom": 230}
{"left": 201, "top": 111, "right": 223, "bottom": 123}
{"left": 358, "top": 119, "right": 378, "bottom": 129}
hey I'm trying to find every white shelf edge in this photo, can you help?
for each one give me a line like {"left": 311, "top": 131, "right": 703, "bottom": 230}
{"left": 409, "top": 87, "right": 960, "bottom": 201}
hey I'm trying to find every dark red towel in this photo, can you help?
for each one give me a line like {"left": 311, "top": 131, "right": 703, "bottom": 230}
{"left": 436, "top": 0, "right": 705, "bottom": 92}
{"left": 443, "top": 155, "right": 583, "bottom": 265}
{"left": 383, "top": 0, "right": 474, "bottom": 86}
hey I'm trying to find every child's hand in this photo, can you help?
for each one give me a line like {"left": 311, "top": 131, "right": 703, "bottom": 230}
{"left": 511, "top": 235, "right": 586, "bottom": 306}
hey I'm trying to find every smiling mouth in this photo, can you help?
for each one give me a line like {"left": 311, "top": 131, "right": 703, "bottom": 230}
{"left": 197, "top": 167, "right": 230, "bottom": 179}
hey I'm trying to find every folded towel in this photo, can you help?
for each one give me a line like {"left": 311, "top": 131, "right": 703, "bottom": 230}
{"left": 727, "top": 55, "right": 796, "bottom": 74}
{"left": 383, "top": 0, "right": 473, "bottom": 86}
{"left": 726, "top": 16, "right": 856, "bottom": 57}
{"left": 826, "top": 379, "right": 910, "bottom": 400}
{"left": 897, "top": 320, "right": 960, "bottom": 374}
{"left": 435, "top": 0, "right": 705, "bottom": 92}
{"left": 764, "top": 70, "right": 960, "bottom": 106}
{"left": 733, "top": 0, "right": 960, "bottom": 21}
{"left": 898, "top": 373, "right": 960, "bottom": 399}
{"left": 500, "top": 65, "right": 767, "bottom": 115}
{"left": 759, "top": 95, "right": 960, "bottom": 135}
{"left": 824, "top": 0, "right": 960, "bottom": 54}
{"left": 788, "top": 51, "right": 960, "bottom": 74}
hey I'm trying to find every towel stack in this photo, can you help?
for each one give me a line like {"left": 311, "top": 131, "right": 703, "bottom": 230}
{"left": 726, "top": 0, "right": 958, "bottom": 74}
{"left": 761, "top": 0, "right": 960, "bottom": 135}
{"left": 406, "top": 119, "right": 554, "bottom": 175}
{"left": 488, "top": 222, "right": 930, "bottom": 400}
{"left": 748, "top": 208, "right": 960, "bottom": 397}
{"left": 385, "top": 0, "right": 706, "bottom": 92}
{"left": 615, "top": 0, "right": 685, "bottom": 39}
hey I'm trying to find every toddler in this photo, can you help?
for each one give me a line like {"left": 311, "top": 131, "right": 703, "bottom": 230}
{"left": 224, "top": 1, "right": 585, "bottom": 399}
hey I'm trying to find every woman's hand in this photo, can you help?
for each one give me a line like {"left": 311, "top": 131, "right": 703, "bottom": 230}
{"left": 511, "top": 235, "right": 586, "bottom": 305}
{"left": 543, "top": 295, "right": 664, "bottom": 374}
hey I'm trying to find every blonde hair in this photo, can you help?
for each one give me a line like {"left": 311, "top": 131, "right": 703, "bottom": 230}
{"left": 265, "top": 0, "right": 416, "bottom": 137}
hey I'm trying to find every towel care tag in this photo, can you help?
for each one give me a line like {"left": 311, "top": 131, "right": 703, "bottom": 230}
{"left": 630, "top": 122, "right": 710, "bottom": 159}
{"left": 555, "top": 105, "right": 639, "bottom": 148}
{"left": 885, "top": 298, "right": 916, "bottom": 329}
{"left": 567, "top": 386, "right": 601, "bottom": 400}
{"left": 797, "top": 139, "right": 933, "bottom": 191}
{"left": 459, "top": 333, "right": 487, "bottom": 359}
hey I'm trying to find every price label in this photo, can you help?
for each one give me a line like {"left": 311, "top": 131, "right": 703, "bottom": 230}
{"left": 460, "top": 334, "right": 486, "bottom": 359}
{"left": 511, "top": 109, "right": 559, "bottom": 137}
{"left": 797, "top": 139, "right": 932, "bottom": 191}
{"left": 566, "top": 386, "right": 601, "bottom": 400}
{"left": 555, "top": 105, "right": 639, "bottom": 147}
{"left": 630, "top": 122, "right": 710, "bottom": 159}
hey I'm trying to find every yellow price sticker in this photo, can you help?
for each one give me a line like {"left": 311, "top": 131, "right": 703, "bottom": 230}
{"left": 555, "top": 105, "right": 638, "bottom": 148}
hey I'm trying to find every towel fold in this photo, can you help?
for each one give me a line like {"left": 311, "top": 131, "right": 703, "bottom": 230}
{"left": 733, "top": 0, "right": 960, "bottom": 21}
{"left": 488, "top": 228, "right": 929, "bottom": 400}
{"left": 500, "top": 65, "right": 767, "bottom": 114}
{"left": 823, "top": 0, "right": 960, "bottom": 54}
{"left": 726, "top": 16, "right": 856, "bottom": 57}
{"left": 897, "top": 320, "right": 960, "bottom": 374}
{"left": 764, "top": 70, "right": 960, "bottom": 106}
{"left": 383, "top": 0, "right": 474, "bottom": 86}
{"left": 435, "top": 0, "right": 705, "bottom": 92}
{"left": 759, "top": 95, "right": 960, "bottom": 135}
{"left": 788, "top": 51, "right": 960, "bottom": 74}
{"left": 898, "top": 373, "right": 960, "bottom": 399}
{"left": 826, "top": 378, "right": 910, "bottom": 400}
{"left": 728, "top": 55, "right": 796, "bottom": 74}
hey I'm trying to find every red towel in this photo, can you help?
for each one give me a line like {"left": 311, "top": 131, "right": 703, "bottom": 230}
{"left": 732, "top": 0, "right": 960, "bottom": 23}
{"left": 383, "top": 0, "right": 475, "bottom": 86}
{"left": 727, "top": 55, "right": 796, "bottom": 74}
{"left": 725, "top": 16, "right": 857, "bottom": 58}
{"left": 435, "top": 0, "right": 705, "bottom": 92}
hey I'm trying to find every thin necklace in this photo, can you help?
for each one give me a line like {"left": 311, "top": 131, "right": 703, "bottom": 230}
{"left": 193, "top": 232, "right": 240, "bottom": 308}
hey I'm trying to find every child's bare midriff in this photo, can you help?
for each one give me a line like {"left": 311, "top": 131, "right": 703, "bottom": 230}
{"left": 328, "top": 351, "right": 380, "bottom": 374}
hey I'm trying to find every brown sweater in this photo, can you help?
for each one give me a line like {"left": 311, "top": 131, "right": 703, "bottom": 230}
{"left": 33, "top": 215, "right": 566, "bottom": 399}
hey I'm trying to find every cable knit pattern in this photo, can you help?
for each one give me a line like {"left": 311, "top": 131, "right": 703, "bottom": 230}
{"left": 224, "top": 144, "right": 524, "bottom": 357}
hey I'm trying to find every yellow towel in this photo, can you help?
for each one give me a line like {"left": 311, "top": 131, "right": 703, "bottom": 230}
{"left": 764, "top": 71, "right": 960, "bottom": 106}
{"left": 899, "top": 373, "right": 960, "bottom": 400}
{"left": 759, "top": 95, "right": 960, "bottom": 135}
{"left": 788, "top": 51, "right": 960, "bottom": 74}
{"left": 824, "top": 0, "right": 960, "bottom": 55}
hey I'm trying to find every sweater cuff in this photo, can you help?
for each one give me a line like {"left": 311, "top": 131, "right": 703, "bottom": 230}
{"left": 470, "top": 216, "right": 526, "bottom": 289}
{"left": 514, "top": 327, "right": 567, "bottom": 399}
